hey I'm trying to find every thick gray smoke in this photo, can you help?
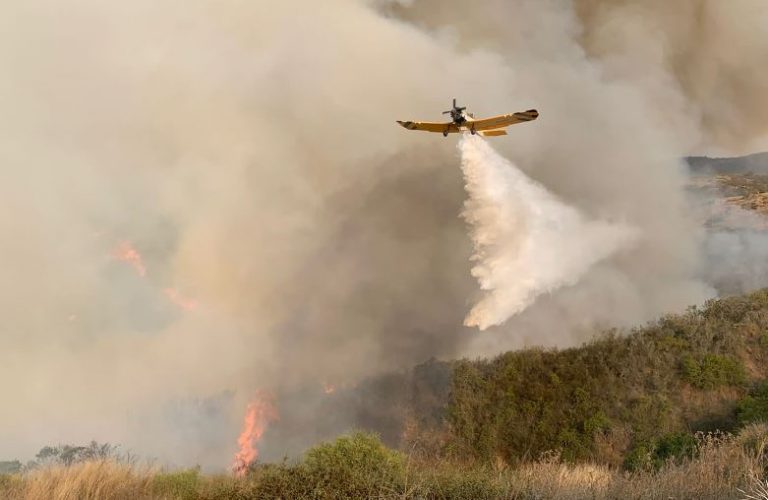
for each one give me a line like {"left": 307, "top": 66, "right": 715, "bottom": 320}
{"left": 1, "top": 0, "right": 767, "bottom": 469}
{"left": 694, "top": 188, "right": 768, "bottom": 295}
{"left": 459, "top": 135, "right": 635, "bottom": 329}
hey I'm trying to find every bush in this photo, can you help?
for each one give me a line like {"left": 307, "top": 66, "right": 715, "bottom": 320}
{"left": 759, "top": 332, "right": 768, "bottom": 348}
{"left": 654, "top": 432, "right": 697, "bottom": 466}
{"left": 31, "top": 441, "right": 119, "bottom": 467}
{"left": 737, "top": 381, "right": 768, "bottom": 426}
{"left": 0, "top": 461, "right": 21, "bottom": 474}
{"left": 624, "top": 432, "right": 697, "bottom": 471}
{"left": 198, "top": 475, "right": 259, "bottom": 500}
{"left": 623, "top": 441, "right": 653, "bottom": 471}
{"left": 253, "top": 432, "right": 406, "bottom": 499}
{"left": 152, "top": 468, "right": 201, "bottom": 500}
{"left": 252, "top": 463, "right": 313, "bottom": 499}
{"left": 302, "top": 432, "right": 406, "bottom": 498}
{"left": 682, "top": 354, "right": 746, "bottom": 390}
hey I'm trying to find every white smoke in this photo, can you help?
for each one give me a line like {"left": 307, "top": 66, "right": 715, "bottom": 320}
{"left": 460, "top": 134, "right": 636, "bottom": 330}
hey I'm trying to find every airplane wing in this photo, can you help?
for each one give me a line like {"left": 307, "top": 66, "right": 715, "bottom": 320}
{"left": 471, "top": 109, "right": 539, "bottom": 131}
{"left": 397, "top": 120, "right": 460, "bottom": 134}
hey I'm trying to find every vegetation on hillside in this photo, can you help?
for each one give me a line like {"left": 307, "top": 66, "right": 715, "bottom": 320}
{"left": 447, "top": 290, "right": 768, "bottom": 468}
{"left": 686, "top": 152, "right": 768, "bottom": 175}
{"left": 7, "top": 291, "right": 768, "bottom": 498}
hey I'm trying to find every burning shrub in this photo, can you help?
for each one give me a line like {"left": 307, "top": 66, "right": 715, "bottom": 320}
{"left": 232, "top": 392, "right": 279, "bottom": 476}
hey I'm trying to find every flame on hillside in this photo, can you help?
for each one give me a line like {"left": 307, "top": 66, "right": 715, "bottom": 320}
{"left": 232, "top": 392, "right": 278, "bottom": 476}
{"left": 164, "top": 288, "right": 199, "bottom": 312}
{"left": 111, "top": 241, "right": 200, "bottom": 313}
{"left": 113, "top": 241, "right": 146, "bottom": 277}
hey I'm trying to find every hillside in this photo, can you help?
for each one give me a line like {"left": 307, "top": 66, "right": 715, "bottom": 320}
{"left": 446, "top": 290, "right": 768, "bottom": 469}
{"left": 302, "top": 288, "right": 768, "bottom": 474}
{"left": 6, "top": 291, "right": 768, "bottom": 498}
{"left": 687, "top": 153, "right": 768, "bottom": 175}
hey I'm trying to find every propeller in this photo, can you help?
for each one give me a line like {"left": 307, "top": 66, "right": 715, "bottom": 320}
{"left": 443, "top": 98, "right": 466, "bottom": 115}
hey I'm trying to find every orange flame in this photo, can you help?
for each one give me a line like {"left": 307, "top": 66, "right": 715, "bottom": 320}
{"left": 323, "top": 382, "right": 336, "bottom": 394}
{"left": 232, "top": 392, "right": 278, "bottom": 476}
{"left": 113, "top": 241, "right": 146, "bottom": 277}
{"left": 111, "top": 239, "right": 200, "bottom": 312}
{"left": 164, "top": 288, "right": 199, "bottom": 312}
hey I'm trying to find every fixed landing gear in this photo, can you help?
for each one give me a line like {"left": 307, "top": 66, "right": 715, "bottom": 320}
{"left": 470, "top": 128, "right": 477, "bottom": 135}
{"left": 443, "top": 130, "right": 449, "bottom": 137}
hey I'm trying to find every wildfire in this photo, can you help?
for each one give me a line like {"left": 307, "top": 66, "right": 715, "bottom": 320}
{"left": 232, "top": 392, "right": 278, "bottom": 476}
{"left": 113, "top": 241, "right": 146, "bottom": 277}
{"left": 164, "top": 288, "right": 199, "bottom": 312}
{"left": 111, "top": 240, "right": 199, "bottom": 313}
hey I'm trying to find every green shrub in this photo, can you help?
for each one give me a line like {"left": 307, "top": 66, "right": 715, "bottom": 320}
{"left": 681, "top": 354, "right": 746, "bottom": 389}
{"left": 624, "top": 441, "right": 653, "bottom": 471}
{"left": 653, "top": 432, "right": 697, "bottom": 466}
{"left": 0, "top": 461, "right": 21, "bottom": 474}
{"left": 152, "top": 468, "right": 201, "bottom": 500}
{"left": 759, "top": 332, "right": 768, "bottom": 348}
{"left": 252, "top": 463, "right": 313, "bottom": 499}
{"left": 198, "top": 475, "right": 259, "bottom": 500}
{"left": 252, "top": 432, "right": 406, "bottom": 499}
{"left": 737, "top": 381, "right": 768, "bottom": 425}
{"left": 624, "top": 432, "right": 697, "bottom": 471}
{"left": 302, "top": 431, "right": 406, "bottom": 498}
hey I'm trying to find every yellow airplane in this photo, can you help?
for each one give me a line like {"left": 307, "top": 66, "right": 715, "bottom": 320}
{"left": 397, "top": 99, "right": 538, "bottom": 137}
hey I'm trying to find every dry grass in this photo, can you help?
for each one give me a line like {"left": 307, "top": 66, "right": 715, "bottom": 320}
{"left": 1, "top": 460, "right": 154, "bottom": 500}
{"left": 2, "top": 426, "right": 768, "bottom": 499}
{"left": 503, "top": 425, "right": 768, "bottom": 499}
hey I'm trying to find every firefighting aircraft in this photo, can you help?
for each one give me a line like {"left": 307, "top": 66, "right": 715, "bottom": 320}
{"left": 397, "top": 99, "right": 539, "bottom": 137}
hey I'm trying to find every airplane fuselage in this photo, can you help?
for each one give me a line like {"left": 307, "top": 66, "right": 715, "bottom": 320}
{"left": 451, "top": 111, "right": 479, "bottom": 133}
{"left": 450, "top": 110, "right": 468, "bottom": 125}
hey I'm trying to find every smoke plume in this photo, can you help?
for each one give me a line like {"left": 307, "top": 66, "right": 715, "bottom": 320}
{"left": 459, "top": 135, "right": 635, "bottom": 329}
{"left": 1, "top": 0, "right": 767, "bottom": 468}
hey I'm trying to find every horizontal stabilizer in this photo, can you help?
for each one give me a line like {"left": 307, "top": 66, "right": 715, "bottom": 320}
{"left": 481, "top": 129, "right": 507, "bottom": 137}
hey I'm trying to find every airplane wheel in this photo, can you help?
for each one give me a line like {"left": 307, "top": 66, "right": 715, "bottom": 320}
{"left": 443, "top": 131, "right": 449, "bottom": 137}
{"left": 471, "top": 129, "right": 477, "bottom": 135}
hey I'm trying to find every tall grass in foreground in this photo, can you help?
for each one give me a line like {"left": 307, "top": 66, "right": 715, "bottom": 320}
{"left": 0, "top": 460, "right": 153, "bottom": 500}
{"left": 2, "top": 428, "right": 768, "bottom": 499}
